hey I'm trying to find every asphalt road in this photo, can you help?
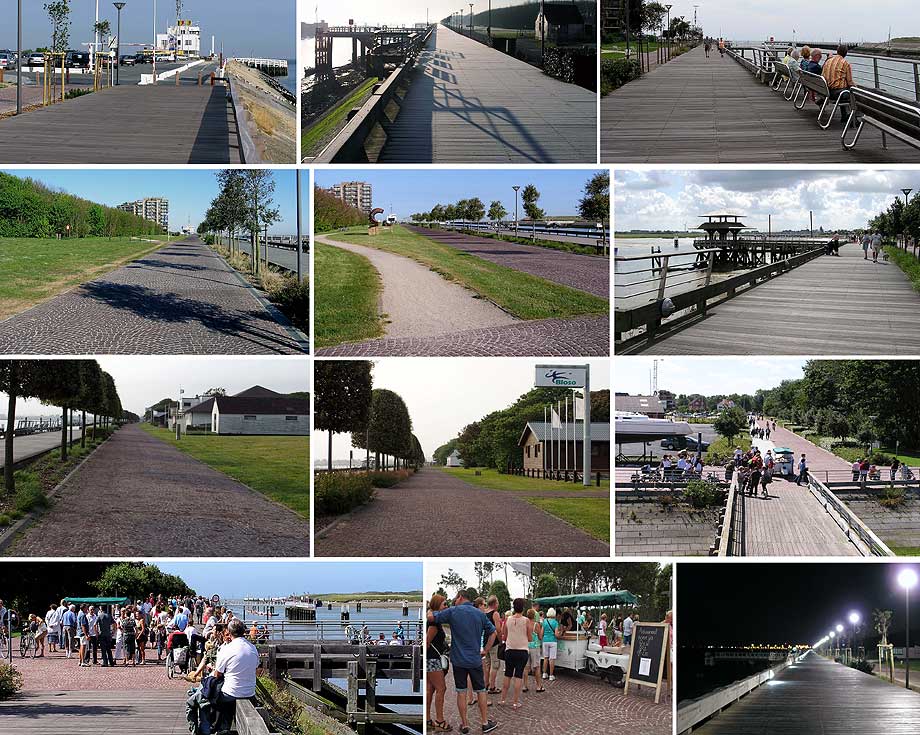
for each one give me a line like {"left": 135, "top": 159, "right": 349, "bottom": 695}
{"left": 617, "top": 423, "right": 718, "bottom": 460}
{"left": 236, "top": 240, "right": 309, "bottom": 275}
{"left": 0, "top": 428, "right": 84, "bottom": 469}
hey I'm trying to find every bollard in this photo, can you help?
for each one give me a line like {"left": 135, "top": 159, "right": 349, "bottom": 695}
{"left": 210, "top": 72, "right": 215, "bottom": 86}
{"left": 176, "top": 70, "right": 180, "bottom": 86}
{"left": 198, "top": 71, "right": 202, "bottom": 86}
{"left": 0, "top": 68, "right": 4, "bottom": 84}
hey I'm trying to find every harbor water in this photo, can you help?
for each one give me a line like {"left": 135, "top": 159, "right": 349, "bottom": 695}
{"left": 678, "top": 647, "right": 774, "bottom": 702}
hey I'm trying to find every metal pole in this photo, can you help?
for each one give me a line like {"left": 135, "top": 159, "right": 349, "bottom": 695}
{"left": 908, "top": 589, "right": 912, "bottom": 689}
{"left": 153, "top": 0, "right": 157, "bottom": 82}
{"left": 513, "top": 185, "right": 520, "bottom": 236}
{"left": 582, "top": 365, "right": 591, "bottom": 487}
{"left": 296, "top": 170, "right": 303, "bottom": 282}
{"left": 115, "top": 3, "right": 125, "bottom": 86}
{"left": 540, "top": 0, "right": 545, "bottom": 65}
{"left": 16, "top": 0, "right": 22, "bottom": 114}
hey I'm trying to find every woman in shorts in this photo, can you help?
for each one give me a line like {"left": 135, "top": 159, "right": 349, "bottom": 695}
{"left": 499, "top": 598, "right": 534, "bottom": 709}
{"left": 524, "top": 609, "right": 545, "bottom": 693}
{"left": 426, "top": 594, "right": 451, "bottom": 732}
{"left": 541, "top": 608, "right": 560, "bottom": 681}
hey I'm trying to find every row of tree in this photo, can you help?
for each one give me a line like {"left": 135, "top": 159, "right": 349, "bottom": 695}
{"left": 408, "top": 173, "right": 610, "bottom": 228}
{"left": 869, "top": 192, "right": 920, "bottom": 244}
{"left": 444, "top": 387, "right": 610, "bottom": 471}
{"left": 199, "top": 170, "right": 281, "bottom": 276}
{"left": 0, "top": 172, "right": 163, "bottom": 239}
{"left": 314, "top": 361, "right": 425, "bottom": 472}
{"left": 314, "top": 187, "right": 367, "bottom": 233}
{"left": 1, "top": 360, "right": 123, "bottom": 494}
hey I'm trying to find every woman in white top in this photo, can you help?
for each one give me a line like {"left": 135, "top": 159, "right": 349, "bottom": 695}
{"left": 45, "top": 604, "right": 61, "bottom": 653}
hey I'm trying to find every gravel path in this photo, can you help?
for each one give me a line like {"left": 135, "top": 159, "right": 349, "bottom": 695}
{"left": 0, "top": 236, "right": 303, "bottom": 354}
{"left": 318, "top": 234, "right": 518, "bottom": 337}
{"left": 406, "top": 226, "right": 610, "bottom": 298}
{"left": 316, "top": 314, "right": 610, "bottom": 356}
{"left": 315, "top": 468, "right": 609, "bottom": 557}
{"left": 8, "top": 425, "right": 310, "bottom": 557}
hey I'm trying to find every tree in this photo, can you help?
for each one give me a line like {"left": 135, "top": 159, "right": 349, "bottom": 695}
{"left": 45, "top": 1, "right": 71, "bottom": 54}
{"left": 87, "top": 205, "right": 105, "bottom": 237}
{"left": 212, "top": 170, "right": 249, "bottom": 256}
{"left": 488, "top": 580, "right": 512, "bottom": 614}
{"left": 713, "top": 406, "right": 747, "bottom": 446}
{"left": 578, "top": 172, "right": 610, "bottom": 224}
{"left": 433, "top": 437, "right": 459, "bottom": 465}
{"left": 92, "top": 562, "right": 196, "bottom": 601}
{"left": 533, "top": 573, "right": 559, "bottom": 598}
{"left": 242, "top": 170, "right": 280, "bottom": 275}
{"left": 487, "top": 200, "right": 507, "bottom": 230}
{"left": 354, "top": 389, "right": 413, "bottom": 470}
{"left": 314, "top": 361, "right": 373, "bottom": 471}
{"left": 464, "top": 197, "right": 485, "bottom": 223}
{"left": 521, "top": 184, "right": 544, "bottom": 239}
{"left": 641, "top": 2, "right": 668, "bottom": 35}
{"left": 874, "top": 609, "right": 893, "bottom": 646}
{"left": 203, "top": 388, "right": 227, "bottom": 397}
{"left": 438, "top": 568, "right": 467, "bottom": 597}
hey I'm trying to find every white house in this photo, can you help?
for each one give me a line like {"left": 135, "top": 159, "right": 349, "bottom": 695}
{"left": 211, "top": 394, "right": 310, "bottom": 436}
{"left": 446, "top": 449, "right": 463, "bottom": 467}
{"left": 157, "top": 19, "right": 202, "bottom": 57}
{"left": 535, "top": 3, "right": 586, "bottom": 44}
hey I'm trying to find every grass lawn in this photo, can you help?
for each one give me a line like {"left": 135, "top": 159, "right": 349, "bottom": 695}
{"left": 527, "top": 497, "right": 610, "bottom": 542}
{"left": 885, "top": 246, "right": 920, "bottom": 294}
{"left": 302, "top": 77, "right": 379, "bottom": 157}
{"left": 314, "top": 240, "right": 383, "bottom": 348}
{"left": 325, "top": 225, "right": 608, "bottom": 320}
{"left": 0, "top": 236, "right": 166, "bottom": 319}
{"left": 316, "top": 593, "right": 423, "bottom": 602}
{"left": 442, "top": 466, "right": 609, "bottom": 491}
{"left": 141, "top": 425, "right": 309, "bottom": 518}
{"left": 891, "top": 546, "right": 920, "bottom": 556}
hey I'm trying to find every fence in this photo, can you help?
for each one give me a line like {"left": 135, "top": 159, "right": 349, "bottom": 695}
{"left": 806, "top": 473, "right": 894, "bottom": 556}
{"left": 507, "top": 466, "right": 605, "bottom": 485}
{"left": 715, "top": 474, "right": 744, "bottom": 556}
{"left": 245, "top": 618, "right": 423, "bottom": 643}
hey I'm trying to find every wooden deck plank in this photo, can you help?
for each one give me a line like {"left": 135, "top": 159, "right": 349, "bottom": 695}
{"left": 379, "top": 24, "right": 596, "bottom": 163}
{"left": 628, "top": 244, "right": 920, "bottom": 354}
{"left": 0, "top": 83, "right": 242, "bottom": 163}
{"left": 601, "top": 46, "right": 920, "bottom": 163}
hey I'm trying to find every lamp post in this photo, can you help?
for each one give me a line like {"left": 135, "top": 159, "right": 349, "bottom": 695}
{"left": 828, "top": 630, "right": 835, "bottom": 656}
{"left": 488, "top": 0, "right": 491, "bottom": 41}
{"left": 296, "top": 170, "right": 303, "bottom": 283}
{"left": 903, "top": 188, "right": 914, "bottom": 205}
{"left": 152, "top": 0, "right": 158, "bottom": 83}
{"left": 835, "top": 623, "right": 843, "bottom": 658}
{"left": 16, "top": 0, "right": 21, "bottom": 115}
{"left": 899, "top": 568, "right": 918, "bottom": 689}
{"left": 114, "top": 3, "right": 126, "bottom": 86}
{"left": 849, "top": 612, "right": 860, "bottom": 663}
{"left": 175, "top": 388, "right": 184, "bottom": 440}
{"left": 512, "top": 185, "right": 520, "bottom": 237}
{"left": 469, "top": 3, "right": 474, "bottom": 37}
{"left": 540, "top": 0, "right": 545, "bottom": 65}
{"left": 665, "top": 4, "right": 673, "bottom": 62}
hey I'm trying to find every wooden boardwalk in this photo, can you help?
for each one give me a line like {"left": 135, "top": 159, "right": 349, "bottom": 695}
{"left": 0, "top": 83, "right": 242, "bottom": 163}
{"left": 601, "top": 45, "right": 920, "bottom": 163}
{"left": 0, "top": 690, "right": 190, "bottom": 734}
{"left": 630, "top": 244, "right": 920, "bottom": 354}
{"left": 379, "top": 24, "right": 596, "bottom": 163}
{"left": 693, "top": 653, "right": 920, "bottom": 734}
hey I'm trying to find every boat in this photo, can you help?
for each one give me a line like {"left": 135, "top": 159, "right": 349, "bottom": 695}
{"left": 615, "top": 411, "right": 693, "bottom": 443}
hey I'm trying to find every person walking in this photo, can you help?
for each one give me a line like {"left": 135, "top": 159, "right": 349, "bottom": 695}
{"left": 86, "top": 606, "right": 100, "bottom": 666}
{"left": 796, "top": 453, "right": 809, "bottom": 486}
{"left": 121, "top": 609, "right": 137, "bottom": 665}
{"left": 426, "top": 594, "right": 451, "bottom": 733}
{"left": 542, "top": 608, "right": 560, "bottom": 681}
{"left": 45, "top": 603, "right": 60, "bottom": 654}
{"left": 871, "top": 231, "right": 883, "bottom": 263}
{"left": 861, "top": 232, "right": 871, "bottom": 260}
{"left": 498, "top": 599, "right": 534, "bottom": 710}
{"left": 77, "top": 604, "right": 90, "bottom": 667}
{"left": 523, "top": 610, "right": 545, "bottom": 694}
{"left": 97, "top": 607, "right": 115, "bottom": 667}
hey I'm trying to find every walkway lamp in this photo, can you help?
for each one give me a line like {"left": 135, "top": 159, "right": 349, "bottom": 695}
{"left": 487, "top": 0, "right": 491, "bottom": 41}
{"left": 469, "top": 3, "right": 474, "bottom": 37}
{"left": 296, "top": 170, "right": 303, "bottom": 283}
{"left": 512, "top": 185, "right": 520, "bottom": 237}
{"left": 903, "top": 188, "right": 914, "bottom": 205}
{"left": 16, "top": 0, "right": 21, "bottom": 115}
{"left": 849, "top": 612, "right": 860, "bottom": 661}
{"left": 665, "top": 4, "right": 673, "bottom": 61}
{"left": 899, "top": 568, "right": 918, "bottom": 689}
{"left": 114, "top": 3, "right": 126, "bottom": 86}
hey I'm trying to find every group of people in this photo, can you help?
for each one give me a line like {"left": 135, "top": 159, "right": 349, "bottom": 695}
{"left": 860, "top": 231, "right": 886, "bottom": 262}
{"left": 851, "top": 457, "right": 915, "bottom": 482}
{"left": 782, "top": 44, "right": 854, "bottom": 118}
{"left": 640, "top": 451, "right": 705, "bottom": 481}
{"left": 425, "top": 589, "right": 647, "bottom": 734}
{"left": 726, "top": 446, "right": 777, "bottom": 497}
{"left": 703, "top": 37, "right": 727, "bottom": 58}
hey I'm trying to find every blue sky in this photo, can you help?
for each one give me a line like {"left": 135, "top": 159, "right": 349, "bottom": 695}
{"left": 616, "top": 357, "right": 808, "bottom": 397}
{"left": 156, "top": 561, "right": 422, "bottom": 598}
{"left": 3, "top": 168, "right": 306, "bottom": 234}
{"left": 315, "top": 169, "right": 606, "bottom": 219}
{"left": 9, "top": 1, "right": 294, "bottom": 58}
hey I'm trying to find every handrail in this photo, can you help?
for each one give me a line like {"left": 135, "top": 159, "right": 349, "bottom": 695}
{"left": 224, "top": 73, "right": 259, "bottom": 164}
{"left": 716, "top": 474, "right": 744, "bottom": 556}
{"left": 806, "top": 473, "right": 894, "bottom": 556}
{"left": 615, "top": 247, "right": 723, "bottom": 263}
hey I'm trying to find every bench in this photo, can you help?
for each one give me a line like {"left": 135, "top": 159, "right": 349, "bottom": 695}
{"left": 842, "top": 87, "right": 920, "bottom": 151}
{"left": 793, "top": 69, "right": 851, "bottom": 129}
{"left": 784, "top": 64, "right": 801, "bottom": 100}
{"left": 753, "top": 49, "right": 777, "bottom": 84}
{"left": 771, "top": 60, "right": 791, "bottom": 94}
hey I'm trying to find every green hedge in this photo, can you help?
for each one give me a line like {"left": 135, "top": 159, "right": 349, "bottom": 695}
{"left": 315, "top": 472, "right": 375, "bottom": 515}
{"left": 601, "top": 58, "right": 641, "bottom": 96}
{"left": 369, "top": 470, "right": 410, "bottom": 488}
{"left": 314, "top": 187, "right": 366, "bottom": 233}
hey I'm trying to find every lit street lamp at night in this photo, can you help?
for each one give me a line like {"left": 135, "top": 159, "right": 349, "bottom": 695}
{"left": 899, "top": 568, "right": 918, "bottom": 689}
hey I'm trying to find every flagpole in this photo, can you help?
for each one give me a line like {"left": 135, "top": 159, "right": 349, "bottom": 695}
{"left": 543, "top": 406, "right": 547, "bottom": 476}
{"left": 557, "top": 400, "right": 561, "bottom": 477}
{"left": 564, "top": 396, "right": 569, "bottom": 473}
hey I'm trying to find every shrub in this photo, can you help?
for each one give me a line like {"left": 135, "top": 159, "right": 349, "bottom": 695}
{"left": 850, "top": 659, "right": 874, "bottom": 674}
{"left": 315, "top": 472, "right": 375, "bottom": 515}
{"left": 879, "top": 485, "right": 906, "bottom": 508}
{"left": 684, "top": 480, "right": 724, "bottom": 509}
{"left": 65, "top": 87, "right": 94, "bottom": 99}
{"left": 0, "top": 663, "right": 23, "bottom": 700}
{"left": 369, "top": 470, "right": 410, "bottom": 488}
{"left": 0, "top": 514, "right": 10, "bottom": 527}
{"left": 268, "top": 277, "right": 310, "bottom": 332}
{"left": 543, "top": 46, "right": 596, "bottom": 91}
{"left": 600, "top": 58, "right": 641, "bottom": 95}
{"left": 13, "top": 477, "right": 49, "bottom": 514}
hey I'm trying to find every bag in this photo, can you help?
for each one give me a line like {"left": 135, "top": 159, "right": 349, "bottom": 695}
{"left": 430, "top": 642, "right": 449, "bottom": 671}
{"left": 496, "top": 642, "right": 506, "bottom": 661}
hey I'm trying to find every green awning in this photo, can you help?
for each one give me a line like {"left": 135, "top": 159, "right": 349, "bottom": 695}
{"left": 64, "top": 597, "right": 130, "bottom": 606}
{"left": 533, "top": 590, "right": 638, "bottom": 608}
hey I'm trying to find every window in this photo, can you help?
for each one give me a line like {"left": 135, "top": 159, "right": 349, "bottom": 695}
{"left": 285, "top": 416, "right": 299, "bottom": 421}
{"left": 244, "top": 415, "right": 257, "bottom": 421}
{"left": 536, "top": 444, "right": 541, "bottom": 456}
{"left": 525, "top": 446, "right": 531, "bottom": 458}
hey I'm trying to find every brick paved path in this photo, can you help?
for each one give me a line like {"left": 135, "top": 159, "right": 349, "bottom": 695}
{"left": 406, "top": 226, "right": 610, "bottom": 298}
{"left": 8, "top": 424, "right": 310, "bottom": 557}
{"left": 441, "top": 667, "right": 671, "bottom": 735}
{"left": 316, "top": 314, "right": 610, "bottom": 356}
{"left": 0, "top": 236, "right": 303, "bottom": 355}
{"left": 315, "top": 468, "right": 609, "bottom": 557}
{"left": 11, "top": 648, "right": 191, "bottom": 691}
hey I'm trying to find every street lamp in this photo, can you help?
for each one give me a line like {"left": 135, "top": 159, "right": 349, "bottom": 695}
{"left": 295, "top": 170, "right": 303, "bottom": 283}
{"left": 899, "top": 568, "right": 918, "bottom": 689}
{"left": 512, "top": 185, "right": 520, "bottom": 237}
{"left": 665, "top": 4, "right": 673, "bottom": 61}
{"left": 903, "top": 188, "right": 914, "bottom": 205}
{"left": 469, "top": 3, "right": 474, "bottom": 37}
{"left": 114, "top": 3, "right": 126, "bottom": 86}
{"left": 849, "top": 612, "right": 860, "bottom": 662}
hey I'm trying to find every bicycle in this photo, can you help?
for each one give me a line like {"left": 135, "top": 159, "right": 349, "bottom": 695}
{"left": 19, "top": 626, "right": 36, "bottom": 658}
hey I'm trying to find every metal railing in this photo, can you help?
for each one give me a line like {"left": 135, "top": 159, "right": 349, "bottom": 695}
{"left": 806, "top": 473, "right": 894, "bottom": 556}
{"left": 242, "top": 618, "right": 424, "bottom": 642}
{"left": 438, "top": 219, "right": 611, "bottom": 243}
{"left": 716, "top": 475, "right": 744, "bottom": 556}
{"left": 615, "top": 247, "right": 718, "bottom": 305}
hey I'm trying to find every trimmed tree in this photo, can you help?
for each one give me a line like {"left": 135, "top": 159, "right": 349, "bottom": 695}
{"left": 314, "top": 361, "right": 373, "bottom": 471}
{"left": 714, "top": 405, "right": 747, "bottom": 447}
{"left": 488, "top": 200, "right": 507, "bottom": 231}
{"left": 521, "top": 184, "right": 544, "bottom": 239}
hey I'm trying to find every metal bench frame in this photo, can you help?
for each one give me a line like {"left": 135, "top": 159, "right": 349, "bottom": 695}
{"left": 794, "top": 69, "right": 851, "bottom": 129}
{"left": 785, "top": 65, "right": 801, "bottom": 100}
{"left": 842, "top": 86, "right": 920, "bottom": 150}
{"left": 771, "top": 60, "right": 791, "bottom": 93}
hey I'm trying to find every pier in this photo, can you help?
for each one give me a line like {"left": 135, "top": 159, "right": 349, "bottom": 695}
{"left": 234, "top": 57, "right": 289, "bottom": 75}
{"left": 601, "top": 44, "right": 920, "bottom": 163}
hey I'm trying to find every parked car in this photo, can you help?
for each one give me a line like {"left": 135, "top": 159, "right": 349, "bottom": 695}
{"left": 119, "top": 54, "right": 136, "bottom": 66}
{"left": 0, "top": 52, "right": 17, "bottom": 70}
{"left": 64, "top": 51, "right": 90, "bottom": 68}
{"left": 660, "top": 435, "right": 711, "bottom": 452}
{"left": 26, "top": 52, "right": 47, "bottom": 66}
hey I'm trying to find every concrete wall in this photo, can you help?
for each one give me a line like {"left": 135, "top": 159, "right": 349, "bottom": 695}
{"left": 212, "top": 407, "right": 310, "bottom": 436}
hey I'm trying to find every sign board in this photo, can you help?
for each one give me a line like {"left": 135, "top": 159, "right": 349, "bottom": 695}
{"left": 211, "top": 594, "right": 220, "bottom": 605}
{"left": 624, "top": 621, "right": 669, "bottom": 704}
{"left": 535, "top": 365, "right": 587, "bottom": 388}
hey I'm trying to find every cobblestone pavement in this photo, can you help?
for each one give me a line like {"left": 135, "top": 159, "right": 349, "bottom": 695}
{"left": 316, "top": 314, "right": 610, "bottom": 356}
{"left": 440, "top": 667, "right": 671, "bottom": 735}
{"left": 406, "top": 226, "right": 610, "bottom": 298}
{"left": 315, "top": 468, "right": 608, "bottom": 557}
{"left": 0, "top": 236, "right": 303, "bottom": 354}
{"left": 8, "top": 425, "right": 310, "bottom": 557}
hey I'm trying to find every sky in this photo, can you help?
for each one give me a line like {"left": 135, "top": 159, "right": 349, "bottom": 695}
{"left": 679, "top": 562, "right": 920, "bottom": 647}
{"left": 616, "top": 357, "right": 807, "bottom": 397}
{"left": 156, "top": 560, "right": 422, "bottom": 599}
{"left": 2, "top": 168, "right": 306, "bottom": 235}
{"left": 9, "top": 0, "right": 295, "bottom": 59}
{"left": 1, "top": 356, "right": 310, "bottom": 418}
{"left": 615, "top": 169, "right": 916, "bottom": 233}
{"left": 315, "top": 169, "right": 605, "bottom": 220}
{"left": 425, "top": 561, "right": 529, "bottom": 601}
{"left": 664, "top": 0, "right": 911, "bottom": 43}
{"left": 302, "top": 0, "right": 529, "bottom": 28}
{"left": 314, "top": 358, "right": 610, "bottom": 464}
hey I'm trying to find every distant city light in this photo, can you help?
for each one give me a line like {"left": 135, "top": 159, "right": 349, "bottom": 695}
{"left": 836, "top": 624, "right": 844, "bottom": 632}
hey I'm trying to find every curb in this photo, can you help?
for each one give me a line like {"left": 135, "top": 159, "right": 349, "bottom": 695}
{"left": 211, "top": 247, "right": 310, "bottom": 353}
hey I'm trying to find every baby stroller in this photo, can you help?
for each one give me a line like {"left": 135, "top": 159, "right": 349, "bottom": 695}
{"left": 165, "top": 630, "right": 192, "bottom": 679}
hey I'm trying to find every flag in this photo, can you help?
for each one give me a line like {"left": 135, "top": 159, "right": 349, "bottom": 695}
{"left": 508, "top": 562, "right": 531, "bottom": 577}
{"left": 574, "top": 390, "right": 585, "bottom": 420}
{"left": 551, "top": 407, "right": 561, "bottom": 429}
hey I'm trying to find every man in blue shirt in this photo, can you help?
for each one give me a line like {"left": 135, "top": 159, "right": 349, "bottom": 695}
{"left": 173, "top": 609, "right": 190, "bottom": 632}
{"left": 62, "top": 605, "right": 77, "bottom": 659}
{"left": 430, "top": 590, "right": 498, "bottom": 734}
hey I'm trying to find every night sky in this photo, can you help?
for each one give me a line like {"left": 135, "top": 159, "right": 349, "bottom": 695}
{"left": 679, "top": 563, "right": 920, "bottom": 647}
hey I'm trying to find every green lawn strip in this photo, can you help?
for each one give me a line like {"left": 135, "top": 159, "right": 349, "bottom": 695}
{"left": 314, "top": 240, "right": 384, "bottom": 348}
{"left": 445, "top": 228, "right": 605, "bottom": 257}
{"left": 441, "top": 466, "right": 609, "bottom": 491}
{"left": 526, "top": 497, "right": 610, "bottom": 541}
{"left": 301, "top": 77, "right": 379, "bottom": 156}
{"left": 891, "top": 546, "right": 920, "bottom": 556}
{"left": 316, "top": 593, "right": 423, "bottom": 602}
{"left": 0, "top": 236, "right": 165, "bottom": 319}
{"left": 884, "top": 246, "right": 920, "bottom": 294}
{"left": 140, "top": 425, "right": 309, "bottom": 518}
{"left": 326, "top": 225, "right": 608, "bottom": 320}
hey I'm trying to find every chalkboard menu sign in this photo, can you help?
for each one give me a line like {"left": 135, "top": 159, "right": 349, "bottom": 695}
{"left": 624, "top": 621, "right": 669, "bottom": 703}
